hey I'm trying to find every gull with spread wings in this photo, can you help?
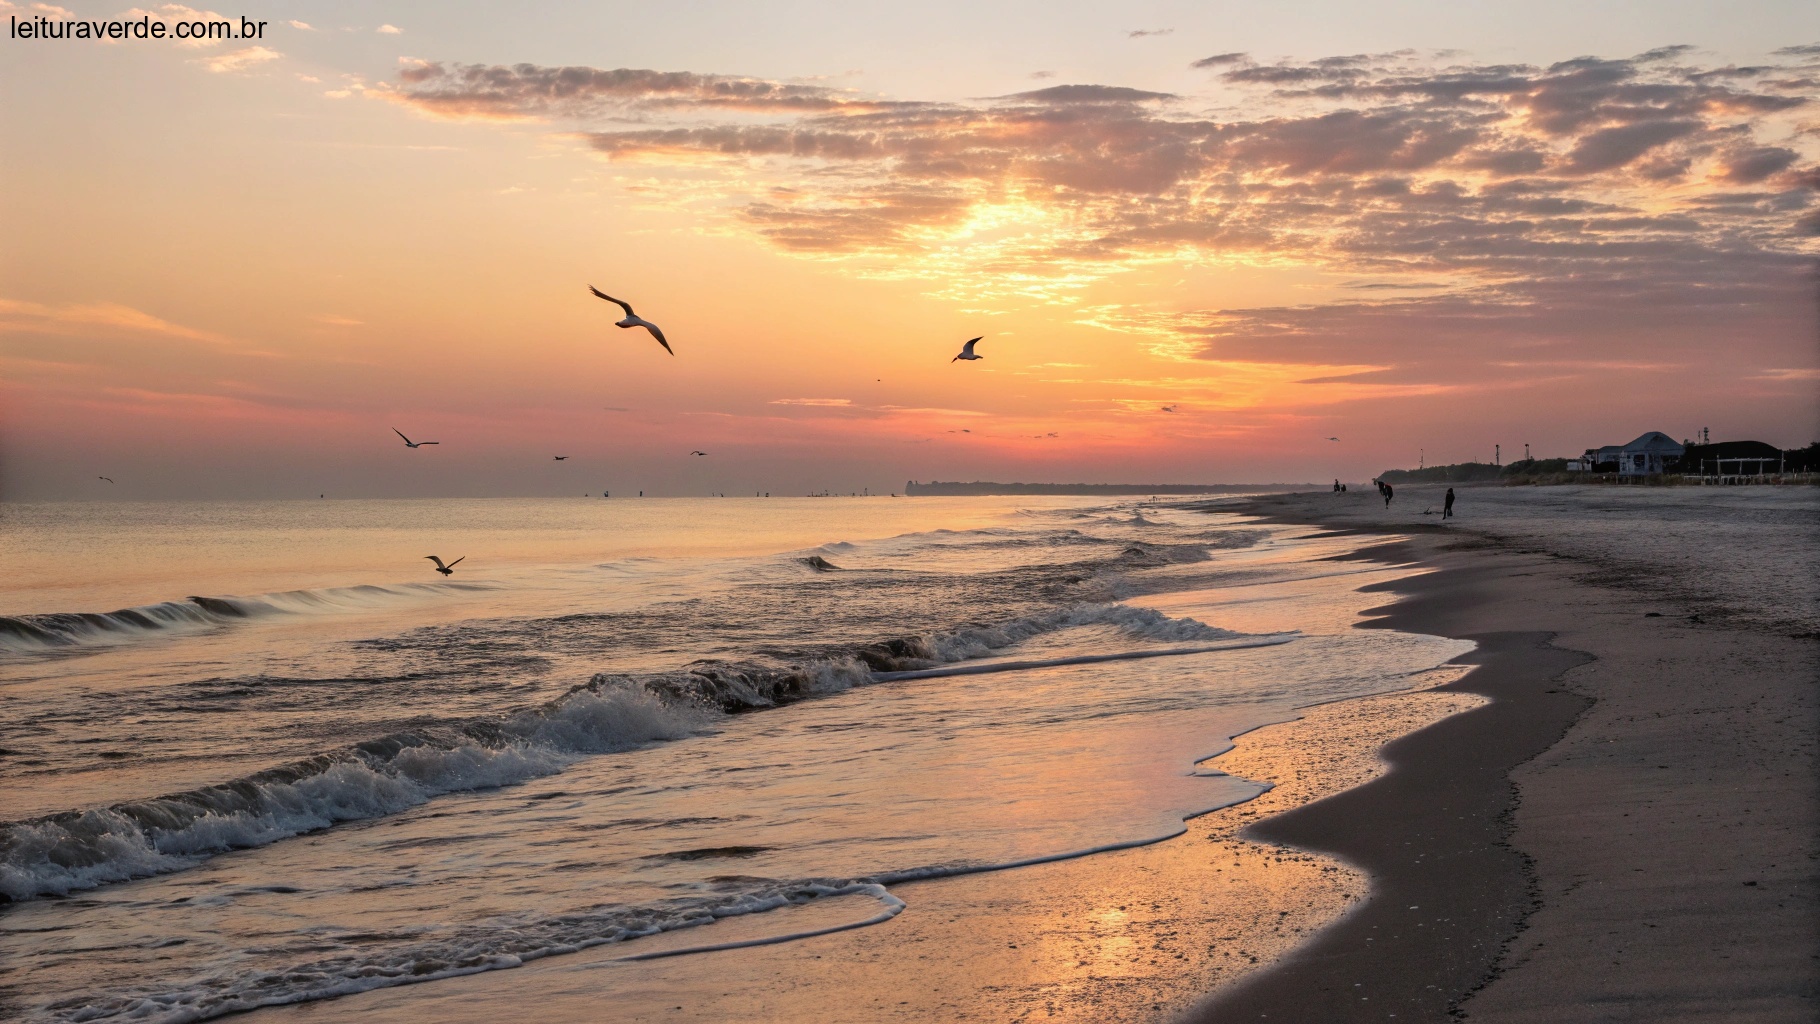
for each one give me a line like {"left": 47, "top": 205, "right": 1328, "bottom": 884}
{"left": 394, "top": 429, "right": 439, "bottom": 449}
{"left": 590, "top": 287, "right": 673, "bottom": 355}
{"left": 951, "top": 337, "right": 983, "bottom": 362}
{"left": 425, "top": 555, "right": 465, "bottom": 576}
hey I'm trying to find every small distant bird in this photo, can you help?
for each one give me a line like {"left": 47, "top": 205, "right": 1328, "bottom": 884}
{"left": 98, "top": 476, "right": 114, "bottom": 483}
{"left": 1326, "top": 437, "right": 1340, "bottom": 442}
{"left": 590, "top": 287, "right": 672, "bottom": 355}
{"left": 951, "top": 337, "right": 983, "bottom": 362}
{"left": 690, "top": 450, "right": 708, "bottom": 456}
{"left": 394, "top": 429, "right": 439, "bottom": 448}
{"left": 425, "top": 555, "right": 465, "bottom": 576}
{"left": 1160, "top": 405, "right": 1177, "bottom": 413}
{"left": 553, "top": 456, "right": 569, "bottom": 461}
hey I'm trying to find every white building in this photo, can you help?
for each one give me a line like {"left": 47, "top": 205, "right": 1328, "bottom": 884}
{"left": 1608, "top": 431, "right": 1685, "bottom": 476}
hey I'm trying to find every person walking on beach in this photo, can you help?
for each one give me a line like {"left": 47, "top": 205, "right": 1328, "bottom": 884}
{"left": 1443, "top": 487, "right": 1455, "bottom": 519}
{"left": 1383, "top": 482, "right": 1394, "bottom": 508}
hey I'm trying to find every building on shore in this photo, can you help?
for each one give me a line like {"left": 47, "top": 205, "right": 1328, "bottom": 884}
{"left": 1582, "top": 431, "right": 1685, "bottom": 476}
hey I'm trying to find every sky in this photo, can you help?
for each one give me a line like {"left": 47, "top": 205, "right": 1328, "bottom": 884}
{"left": 2, "top": 0, "right": 1816, "bottom": 498}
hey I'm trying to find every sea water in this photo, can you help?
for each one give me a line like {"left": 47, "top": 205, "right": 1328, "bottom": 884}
{"left": 0, "top": 496, "right": 1470, "bottom": 1022}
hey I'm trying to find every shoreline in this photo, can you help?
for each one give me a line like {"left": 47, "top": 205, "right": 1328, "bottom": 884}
{"left": 237, "top": 527, "right": 1484, "bottom": 1024}
{"left": 1188, "top": 488, "right": 1818, "bottom": 1022}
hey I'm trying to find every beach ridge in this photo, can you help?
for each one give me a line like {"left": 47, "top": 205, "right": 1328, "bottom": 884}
{"left": 1187, "top": 487, "right": 1818, "bottom": 1023}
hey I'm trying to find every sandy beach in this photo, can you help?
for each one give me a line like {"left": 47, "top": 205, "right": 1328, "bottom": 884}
{"left": 1192, "top": 484, "right": 1819, "bottom": 1022}
{"left": 5, "top": 487, "right": 1812, "bottom": 1022}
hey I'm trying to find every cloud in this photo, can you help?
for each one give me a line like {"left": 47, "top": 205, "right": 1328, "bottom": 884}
{"left": 384, "top": 62, "right": 903, "bottom": 121}
{"left": 380, "top": 47, "right": 1819, "bottom": 390}
{"left": 312, "top": 314, "right": 363, "bottom": 326}
{"left": 1719, "top": 145, "right": 1800, "bottom": 182}
{"left": 288, "top": 19, "right": 313, "bottom": 30}
{"left": 1191, "top": 52, "right": 1248, "bottom": 69}
{"left": 195, "top": 45, "right": 280, "bottom": 74}
{"left": 376, "top": 23, "right": 401, "bottom": 34}
{"left": 0, "top": 298, "right": 237, "bottom": 346}
{"left": 1128, "top": 28, "right": 1172, "bottom": 38}
{"left": 770, "top": 397, "right": 854, "bottom": 406}
{"left": 1561, "top": 119, "right": 1701, "bottom": 174}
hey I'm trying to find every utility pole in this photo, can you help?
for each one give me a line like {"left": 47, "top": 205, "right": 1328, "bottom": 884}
{"left": 1419, "top": 448, "right": 1424, "bottom": 469}
{"left": 1525, "top": 443, "right": 1531, "bottom": 461}
{"left": 1495, "top": 444, "right": 1500, "bottom": 466}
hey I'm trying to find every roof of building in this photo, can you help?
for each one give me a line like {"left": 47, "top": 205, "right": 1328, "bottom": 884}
{"left": 1621, "top": 431, "right": 1685, "bottom": 454}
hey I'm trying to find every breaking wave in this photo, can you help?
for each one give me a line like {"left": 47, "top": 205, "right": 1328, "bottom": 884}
{"left": 0, "top": 603, "right": 1272, "bottom": 903}
{"left": 0, "top": 582, "right": 491, "bottom": 656}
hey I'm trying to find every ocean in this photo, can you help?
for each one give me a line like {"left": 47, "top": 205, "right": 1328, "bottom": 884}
{"left": 0, "top": 496, "right": 1471, "bottom": 1022}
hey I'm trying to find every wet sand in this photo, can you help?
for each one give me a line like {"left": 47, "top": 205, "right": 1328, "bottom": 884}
{"left": 1191, "top": 486, "right": 1819, "bottom": 1022}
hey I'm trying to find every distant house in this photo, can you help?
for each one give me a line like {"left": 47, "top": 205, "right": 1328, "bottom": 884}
{"left": 1583, "top": 431, "right": 1685, "bottom": 476}
{"left": 1582, "top": 444, "right": 1626, "bottom": 472}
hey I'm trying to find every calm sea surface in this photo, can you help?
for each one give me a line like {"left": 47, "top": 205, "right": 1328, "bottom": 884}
{"left": 0, "top": 497, "right": 1469, "bottom": 1022}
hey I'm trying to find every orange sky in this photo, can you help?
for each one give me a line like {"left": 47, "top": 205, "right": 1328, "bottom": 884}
{"left": 2, "top": 2, "right": 1816, "bottom": 498}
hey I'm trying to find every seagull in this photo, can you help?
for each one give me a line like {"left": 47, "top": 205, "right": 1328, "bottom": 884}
{"left": 98, "top": 476, "right": 114, "bottom": 483}
{"left": 690, "top": 450, "right": 708, "bottom": 456}
{"left": 394, "top": 429, "right": 439, "bottom": 448}
{"left": 590, "top": 286, "right": 672, "bottom": 355}
{"left": 1160, "top": 405, "right": 1177, "bottom": 413}
{"left": 951, "top": 337, "right": 983, "bottom": 362}
{"left": 425, "top": 555, "right": 465, "bottom": 576}
{"left": 553, "top": 456, "right": 569, "bottom": 461}
{"left": 1325, "top": 437, "right": 1340, "bottom": 442}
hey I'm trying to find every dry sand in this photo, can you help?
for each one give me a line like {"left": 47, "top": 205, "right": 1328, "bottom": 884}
{"left": 1190, "top": 485, "right": 1818, "bottom": 1023}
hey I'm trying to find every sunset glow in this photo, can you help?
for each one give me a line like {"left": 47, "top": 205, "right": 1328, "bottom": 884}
{"left": 3, "top": 2, "right": 1816, "bottom": 497}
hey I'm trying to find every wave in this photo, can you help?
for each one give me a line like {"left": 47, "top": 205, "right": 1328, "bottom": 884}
{"left": 36, "top": 879, "right": 907, "bottom": 1023}
{"left": 0, "top": 681, "right": 707, "bottom": 902}
{"left": 37, "top": 783, "right": 1267, "bottom": 1023}
{"left": 41, "top": 815, "right": 1248, "bottom": 1023}
{"left": 0, "top": 603, "right": 1258, "bottom": 903}
{"left": 0, "top": 582, "right": 491, "bottom": 656}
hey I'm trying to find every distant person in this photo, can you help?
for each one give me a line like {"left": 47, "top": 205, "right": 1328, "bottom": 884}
{"left": 1383, "top": 482, "right": 1394, "bottom": 508}
{"left": 1333, "top": 478, "right": 1341, "bottom": 492}
{"left": 1341, "top": 483, "right": 1347, "bottom": 492}
{"left": 1443, "top": 487, "right": 1455, "bottom": 519}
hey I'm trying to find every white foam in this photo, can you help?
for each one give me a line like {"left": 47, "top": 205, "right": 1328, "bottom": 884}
{"left": 0, "top": 681, "right": 710, "bottom": 902}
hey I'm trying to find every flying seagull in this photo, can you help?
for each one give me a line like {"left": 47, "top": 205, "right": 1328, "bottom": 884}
{"left": 1160, "top": 405, "right": 1177, "bottom": 413}
{"left": 98, "top": 476, "right": 114, "bottom": 483}
{"left": 690, "top": 450, "right": 708, "bottom": 456}
{"left": 951, "top": 337, "right": 983, "bottom": 362}
{"left": 394, "top": 429, "right": 439, "bottom": 449}
{"left": 590, "top": 286, "right": 673, "bottom": 355}
{"left": 1326, "top": 437, "right": 1340, "bottom": 441}
{"left": 425, "top": 555, "right": 465, "bottom": 576}
{"left": 553, "top": 455, "right": 569, "bottom": 461}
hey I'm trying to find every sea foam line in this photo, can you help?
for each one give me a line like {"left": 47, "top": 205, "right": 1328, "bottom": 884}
{"left": 869, "top": 635, "right": 1296, "bottom": 681}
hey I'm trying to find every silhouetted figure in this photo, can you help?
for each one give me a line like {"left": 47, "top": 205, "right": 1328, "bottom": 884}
{"left": 1383, "top": 482, "right": 1394, "bottom": 508}
{"left": 1443, "top": 487, "right": 1455, "bottom": 519}
{"left": 1333, "top": 479, "right": 1341, "bottom": 492}
{"left": 1341, "top": 483, "right": 1347, "bottom": 492}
